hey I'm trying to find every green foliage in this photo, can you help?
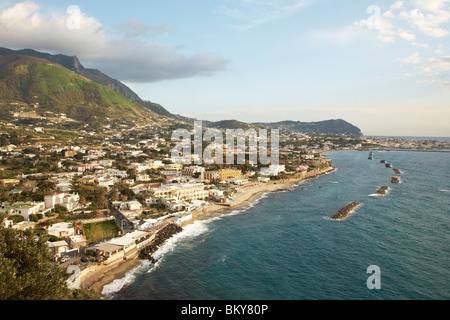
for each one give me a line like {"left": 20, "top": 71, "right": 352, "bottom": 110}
{"left": 0, "top": 215, "right": 102, "bottom": 300}
{"left": 71, "top": 182, "right": 108, "bottom": 209}
{"left": 82, "top": 220, "right": 120, "bottom": 243}
{"left": 0, "top": 216, "right": 69, "bottom": 299}
{"left": 53, "top": 204, "right": 68, "bottom": 219}
{"left": 9, "top": 215, "right": 24, "bottom": 223}
{"left": 0, "top": 55, "right": 152, "bottom": 123}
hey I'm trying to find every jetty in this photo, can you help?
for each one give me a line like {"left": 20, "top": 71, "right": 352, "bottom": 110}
{"left": 391, "top": 176, "right": 400, "bottom": 184}
{"left": 375, "top": 186, "right": 389, "bottom": 196}
{"left": 331, "top": 202, "right": 361, "bottom": 220}
{"left": 138, "top": 223, "right": 183, "bottom": 262}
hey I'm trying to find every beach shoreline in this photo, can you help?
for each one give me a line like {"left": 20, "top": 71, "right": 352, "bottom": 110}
{"left": 81, "top": 165, "right": 336, "bottom": 297}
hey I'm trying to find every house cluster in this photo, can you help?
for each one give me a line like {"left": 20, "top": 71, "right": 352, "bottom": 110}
{"left": 0, "top": 192, "right": 81, "bottom": 228}
{"left": 46, "top": 222, "right": 89, "bottom": 260}
{"left": 89, "top": 230, "right": 154, "bottom": 265}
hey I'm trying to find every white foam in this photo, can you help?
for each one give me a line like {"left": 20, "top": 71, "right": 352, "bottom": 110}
{"left": 101, "top": 260, "right": 152, "bottom": 298}
{"left": 100, "top": 191, "right": 273, "bottom": 296}
{"left": 439, "top": 189, "right": 450, "bottom": 192}
{"left": 151, "top": 220, "right": 213, "bottom": 263}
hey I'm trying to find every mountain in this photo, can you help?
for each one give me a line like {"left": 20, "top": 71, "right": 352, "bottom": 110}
{"left": 0, "top": 54, "right": 155, "bottom": 123}
{"left": 204, "top": 119, "right": 255, "bottom": 129}
{"left": 254, "top": 119, "right": 364, "bottom": 137}
{"left": 0, "top": 47, "right": 142, "bottom": 103}
{"left": 0, "top": 47, "right": 195, "bottom": 122}
{"left": 0, "top": 47, "right": 363, "bottom": 136}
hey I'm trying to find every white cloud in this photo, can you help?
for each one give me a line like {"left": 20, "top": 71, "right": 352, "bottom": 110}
{"left": 399, "top": 8, "right": 450, "bottom": 38}
{"left": 311, "top": 24, "right": 369, "bottom": 45}
{"left": 391, "top": 1, "right": 404, "bottom": 10}
{"left": 435, "top": 44, "right": 446, "bottom": 54}
{"left": 216, "top": 0, "right": 310, "bottom": 30}
{"left": 398, "top": 52, "right": 421, "bottom": 64}
{"left": 397, "top": 29, "right": 416, "bottom": 41}
{"left": 412, "top": 41, "right": 429, "bottom": 48}
{"left": 0, "top": 2, "right": 228, "bottom": 83}
{"left": 423, "top": 56, "right": 450, "bottom": 71}
{"left": 0, "top": 2, "right": 105, "bottom": 58}
{"left": 308, "top": 1, "right": 450, "bottom": 89}
{"left": 413, "top": 0, "right": 450, "bottom": 12}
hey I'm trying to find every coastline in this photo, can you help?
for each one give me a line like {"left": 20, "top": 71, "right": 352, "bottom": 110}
{"left": 81, "top": 166, "right": 336, "bottom": 297}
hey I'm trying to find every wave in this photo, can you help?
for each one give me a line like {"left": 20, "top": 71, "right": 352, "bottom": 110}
{"left": 101, "top": 189, "right": 288, "bottom": 297}
{"left": 151, "top": 220, "right": 213, "bottom": 263}
{"left": 438, "top": 189, "right": 450, "bottom": 192}
{"left": 101, "top": 260, "right": 152, "bottom": 298}
{"left": 101, "top": 219, "right": 216, "bottom": 297}
{"left": 146, "top": 196, "right": 270, "bottom": 270}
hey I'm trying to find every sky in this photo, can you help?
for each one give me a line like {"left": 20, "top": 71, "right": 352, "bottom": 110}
{"left": 0, "top": 0, "right": 449, "bottom": 137}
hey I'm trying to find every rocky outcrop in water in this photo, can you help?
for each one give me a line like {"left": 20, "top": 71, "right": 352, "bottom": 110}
{"left": 393, "top": 168, "right": 401, "bottom": 174}
{"left": 391, "top": 176, "right": 400, "bottom": 184}
{"left": 331, "top": 202, "right": 361, "bottom": 220}
{"left": 138, "top": 223, "right": 183, "bottom": 262}
{"left": 376, "top": 186, "right": 389, "bottom": 196}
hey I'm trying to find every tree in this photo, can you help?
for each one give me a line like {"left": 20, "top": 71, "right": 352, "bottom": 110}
{"left": 0, "top": 215, "right": 69, "bottom": 299}
{"left": 0, "top": 215, "right": 101, "bottom": 300}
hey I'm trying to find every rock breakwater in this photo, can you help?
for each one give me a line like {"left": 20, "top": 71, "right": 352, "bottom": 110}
{"left": 331, "top": 202, "right": 361, "bottom": 220}
{"left": 376, "top": 186, "right": 389, "bottom": 196}
{"left": 391, "top": 176, "right": 400, "bottom": 184}
{"left": 138, "top": 223, "right": 183, "bottom": 262}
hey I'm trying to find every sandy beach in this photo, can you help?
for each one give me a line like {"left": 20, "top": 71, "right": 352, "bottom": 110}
{"left": 81, "top": 166, "right": 335, "bottom": 297}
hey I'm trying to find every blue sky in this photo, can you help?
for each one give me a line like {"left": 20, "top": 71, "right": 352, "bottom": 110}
{"left": 1, "top": 0, "right": 449, "bottom": 136}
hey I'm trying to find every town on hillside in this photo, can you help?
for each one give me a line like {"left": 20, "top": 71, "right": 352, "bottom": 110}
{"left": 1, "top": 111, "right": 449, "bottom": 288}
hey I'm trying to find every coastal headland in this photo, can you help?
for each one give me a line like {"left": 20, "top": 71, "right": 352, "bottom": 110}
{"left": 80, "top": 165, "right": 335, "bottom": 296}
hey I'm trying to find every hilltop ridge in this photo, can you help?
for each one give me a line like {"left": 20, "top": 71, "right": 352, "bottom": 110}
{"left": 0, "top": 47, "right": 364, "bottom": 136}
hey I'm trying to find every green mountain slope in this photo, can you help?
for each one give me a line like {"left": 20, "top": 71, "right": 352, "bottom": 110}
{"left": 0, "top": 47, "right": 142, "bottom": 102}
{"left": 0, "top": 54, "right": 153, "bottom": 122}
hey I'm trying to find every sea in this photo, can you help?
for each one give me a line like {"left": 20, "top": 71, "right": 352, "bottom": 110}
{"left": 106, "top": 149, "right": 449, "bottom": 300}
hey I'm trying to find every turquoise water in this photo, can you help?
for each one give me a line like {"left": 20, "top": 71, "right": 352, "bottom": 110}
{"left": 111, "top": 150, "right": 449, "bottom": 300}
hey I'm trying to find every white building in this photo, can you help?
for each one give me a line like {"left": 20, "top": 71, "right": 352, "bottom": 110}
{"left": 47, "top": 240, "right": 69, "bottom": 256}
{"left": 259, "top": 165, "right": 286, "bottom": 176}
{"left": 113, "top": 200, "right": 142, "bottom": 211}
{"left": 47, "top": 222, "right": 75, "bottom": 238}
{"left": 136, "top": 174, "right": 151, "bottom": 182}
{"left": 0, "top": 201, "right": 47, "bottom": 221}
{"left": 44, "top": 193, "right": 80, "bottom": 212}
{"left": 128, "top": 163, "right": 149, "bottom": 173}
{"left": 107, "top": 169, "right": 128, "bottom": 178}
